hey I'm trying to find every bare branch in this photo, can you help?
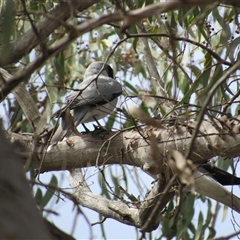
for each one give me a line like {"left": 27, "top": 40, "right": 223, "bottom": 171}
{"left": 8, "top": 114, "right": 240, "bottom": 172}
{"left": 0, "top": 0, "right": 100, "bottom": 66}
{"left": 0, "top": 68, "right": 50, "bottom": 135}
{"left": 0, "top": 0, "right": 226, "bottom": 101}
{"left": 69, "top": 169, "right": 140, "bottom": 227}
{"left": 185, "top": 60, "right": 240, "bottom": 159}
{"left": 139, "top": 174, "right": 175, "bottom": 232}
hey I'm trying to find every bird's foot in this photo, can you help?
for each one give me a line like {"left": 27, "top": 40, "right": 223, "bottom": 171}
{"left": 81, "top": 123, "right": 91, "bottom": 135}
{"left": 92, "top": 124, "right": 109, "bottom": 137}
{"left": 81, "top": 129, "right": 91, "bottom": 135}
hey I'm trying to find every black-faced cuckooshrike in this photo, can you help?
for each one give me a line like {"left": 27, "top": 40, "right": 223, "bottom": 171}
{"left": 50, "top": 61, "right": 122, "bottom": 144}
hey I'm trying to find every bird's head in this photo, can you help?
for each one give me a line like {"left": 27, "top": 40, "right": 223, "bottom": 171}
{"left": 84, "top": 61, "right": 114, "bottom": 79}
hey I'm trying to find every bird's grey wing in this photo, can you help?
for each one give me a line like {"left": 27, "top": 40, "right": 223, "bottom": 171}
{"left": 65, "top": 76, "right": 122, "bottom": 109}
{"left": 193, "top": 170, "right": 240, "bottom": 214}
{"left": 50, "top": 76, "right": 122, "bottom": 144}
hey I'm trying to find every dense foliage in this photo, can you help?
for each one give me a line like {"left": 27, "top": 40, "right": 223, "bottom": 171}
{"left": 1, "top": 0, "right": 240, "bottom": 239}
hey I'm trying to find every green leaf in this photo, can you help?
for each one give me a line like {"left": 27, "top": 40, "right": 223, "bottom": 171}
{"left": 197, "top": 24, "right": 209, "bottom": 43}
{"left": 180, "top": 193, "right": 195, "bottom": 226}
{"left": 200, "top": 52, "right": 213, "bottom": 89}
{"left": 98, "top": 170, "right": 111, "bottom": 199}
{"left": 220, "top": 24, "right": 231, "bottom": 44}
{"left": 111, "top": 175, "right": 120, "bottom": 200}
{"left": 123, "top": 80, "right": 139, "bottom": 94}
{"left": 99, "top": 214, "right": 107, "bottom": 240}
{"left": 195, "top": 211, "right": 204, "bottom": 240}
{"left": 178, "top": 77, "right": 201, "bottom": 105}
{"left": 30, "top": 1, "right": 39, "bottom": 11}
{"left": 222, "top": 205, "right": 228, "bottom": 222}
{"left": 34, "top": 188, "right": 43, "bottom": 206}
{"left": 128, "top": 24, "right": 138, "bottom": 35}
{"left": 226, "top": 37, "right": 240, "bottom": 63}
{"left": 208, "top": 226, "right": 216, "bottom": 239}
{"left": 188, "top": 222, "right": 196, "bottom": 235}
{"left": 105, "top": 111, "right": 117, "bottom": 129}
{"left": 114, "top": 25, "right": 124, "bottom": 39}
{"left": 121, "top": 166, "right": 128, "bottom": 190}
{"left": 132, "top": 37, "right": 138, "bottom": 53}
{"left": 40, "top": 174, "right": 58, "bottom": 208}
{"left": 170, "top": 11, "right": 178, "bottom": 29}
{"left": 190, "top": 65, "right": 201, "bottom": 78}
{"left": 54, "top": 52, "right": 65, "bottom": 83}
{"left": 212, "top": 64, "right": 223, "bottom": 83}
{"left": 0, "top": 0, "right": 15, "bottom": 58}
{"left": 198, "top": 64, "right": 224, "bottom": 100}
{"left": 212, "top": 7, "right": 224, "bottom": 27}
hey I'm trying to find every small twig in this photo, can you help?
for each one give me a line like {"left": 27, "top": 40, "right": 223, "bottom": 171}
{"left": 126, "top": 32, "right": 232, "bottom": 67}
{"left": 223, "top": 88, "right": 240, "bottom": 113}
{"left": 185, "top": 60, "right": 240, "bottom": 159}
{"left": 214, "top": 229, "right": 240, "bottom": 240}
{"left": 170, "top": 185, "right": 184, "bottom": 229}
{"left": 91, "top": 217, "right": 107, "bottom": 226}
{"left": 140, "top": 174, "right": 176, "bottom": 231}
{"left": 1, "top": 0, "right": 214, "bottom": 101}
{"left": 209, "top": 202, "right": 220, "bottom": 229}
{"left": 20, "top": 0, "right": 49, "bottom": 57}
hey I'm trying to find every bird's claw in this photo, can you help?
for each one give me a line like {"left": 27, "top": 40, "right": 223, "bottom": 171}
{"left": 81, "top": 129, "right": 91, "bottom": 135}
{"left": 92, "top": 124, "right": 109, "bottom": 136}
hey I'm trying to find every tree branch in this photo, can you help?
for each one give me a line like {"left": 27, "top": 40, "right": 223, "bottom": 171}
{"left": 0, "top": 128, "right": 51, "bottom": 239}
{"left": 7, "top": 114, "right": 240, "bottom": 173}
{"left": 185, "top": 59, "right": 240, "bottom": 159}
{"left": 139, "top": 174, "right": 175, "bottom": 232}
{"left": 0, "top": 0, "right": 226, "bottom": 101}
{"left": 0, "top": 68, "right": 50, "bottom": 135}
{"left": 0, "top": 0, "right": 100, "bottom": 67}
{"left": 69, "top": 169, "right": 140, "bottom": 227}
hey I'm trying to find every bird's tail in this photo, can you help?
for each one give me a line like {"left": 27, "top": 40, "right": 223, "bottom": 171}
{"left": 50, "top": 109, "right": 74, "bottom": 145}
{"left": 194, "top": 171, "right": 240, "bottom": 214}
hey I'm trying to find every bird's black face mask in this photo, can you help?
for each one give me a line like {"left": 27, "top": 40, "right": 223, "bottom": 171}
{"left": 105, "top": 64, "right": 114, "bottom": 79}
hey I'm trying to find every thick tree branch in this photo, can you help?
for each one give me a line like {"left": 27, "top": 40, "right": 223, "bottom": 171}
{"left": 70, "top": 169, "right": 140, "bottom": 227}
{"left": 0, "top": 0, "right": 227, "bottom": 101}
{"left": 139, "top": 174, "right": 175, "bottom": 232}
{"left": 0, "top": 128, "right": 51, "bottom": 239}
{"left": 5, "top": 0, "right": 237, "bottom": 69}
{"left": 69, "top": 170, "right": 175, "bottom": 231}
{"left": 0, "top": 0, "right": 100, "bottom": 67}
{"left": 8, "top": 114, "right": 240, "bottom": 173}
{"left": 6, "top": 114, "right": 240, "bottom": 228}
{"left": 0, "top": 126, "right": 76, "bottom": 239}
{"left": 0, "top": 68, "right": 50, "bottom": 135}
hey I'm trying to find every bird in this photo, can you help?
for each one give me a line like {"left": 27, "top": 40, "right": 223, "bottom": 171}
{"left": 50, "top": 61, "right": 122, "bottom": 145}
{"left": 194, "top": 164, "right": 240, "bottom": 214}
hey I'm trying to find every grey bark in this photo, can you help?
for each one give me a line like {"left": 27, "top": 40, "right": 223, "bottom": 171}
{"left": 0, "top": 127, "right": 51, "bottom": 239}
